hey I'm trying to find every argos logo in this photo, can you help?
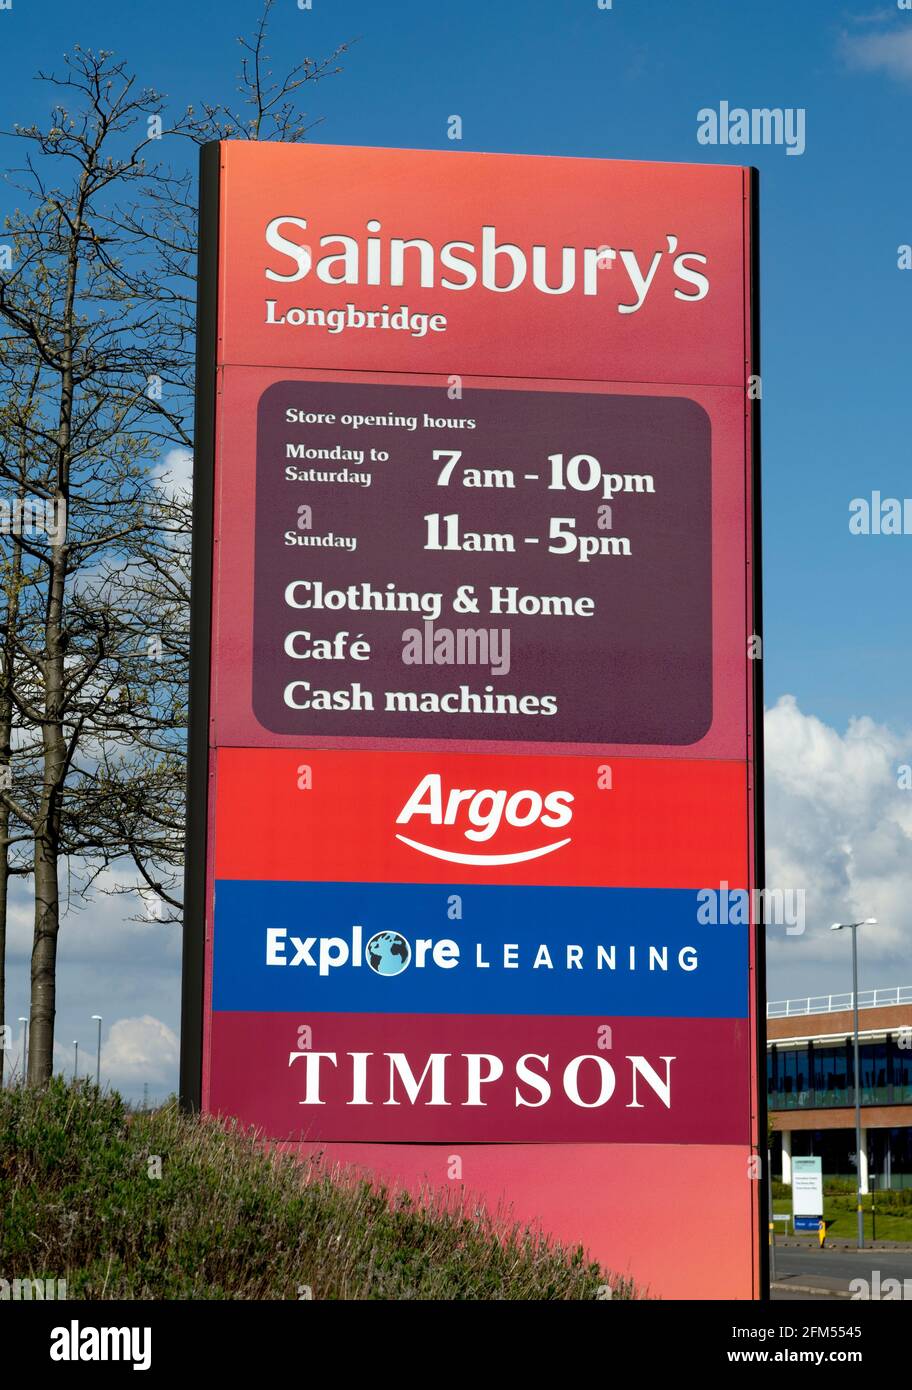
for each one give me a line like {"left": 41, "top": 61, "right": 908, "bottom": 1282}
{"left": 395, "top": 773, "right": 574, "bottom": 866}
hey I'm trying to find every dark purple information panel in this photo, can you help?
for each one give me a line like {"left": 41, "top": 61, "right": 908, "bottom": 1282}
{"left": 252, "top": 381, "right": 711, "bottom": 744}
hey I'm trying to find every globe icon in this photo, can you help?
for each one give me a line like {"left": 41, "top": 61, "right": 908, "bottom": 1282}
{"left": 365, "top": 930, "right": 411, "bottom": 977}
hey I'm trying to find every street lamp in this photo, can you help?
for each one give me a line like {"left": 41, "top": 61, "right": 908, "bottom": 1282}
{"left": 73, "top": 1041, "right": 79, "bottom": 1082}
{"left": 91, "top": 1015, "right": 102, "bottom": 1089}
{"left": 18, "top": 1017, "right": 28, "bottom": 1081}
{"left": 831, "top": 917, "right": 877, "bottom": 1249}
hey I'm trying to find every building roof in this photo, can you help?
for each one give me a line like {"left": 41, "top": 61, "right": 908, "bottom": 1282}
{"left": 768, "top": 988, "right": 912, "bottom": 1019}
{"left": 767, "top": 990, "right": 912, "bottom": 1044}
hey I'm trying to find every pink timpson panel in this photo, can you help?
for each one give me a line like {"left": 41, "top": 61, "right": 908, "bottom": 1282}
{"left": 278, "top": 1141, "right": 755, "bottom": 1301}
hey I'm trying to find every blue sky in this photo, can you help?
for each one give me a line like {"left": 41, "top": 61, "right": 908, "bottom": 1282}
{"left": 3, "top": 0, "right": 909, "bottom": 729}
{"left": 2, "top": 0, "right": 912, "bottom": 1090}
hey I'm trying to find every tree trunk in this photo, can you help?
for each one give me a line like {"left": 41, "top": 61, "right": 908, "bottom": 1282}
{"left": 0, "top": 816, "right": 8, "bottom": 1086}
{"left": 24, "top": 152, "right": 81, "bottom": 1086}
{"left": 0, "top": 645, "right": 10, "bottom": 1086}
{"left": 0, "top": 495, "right": 24, "bottom": 1087}
{"left": 28, "top": 543, "right": 66, "bottom": 1085}
{"left": 27, "top": 519, "right": 68, "bottom": 1086}
{"left": 28, "top": 817, "right": 61, "bottom": 1084}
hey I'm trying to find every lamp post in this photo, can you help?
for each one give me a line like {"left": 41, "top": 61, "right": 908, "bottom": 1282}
{"left": 91, "top": 1015, "right": 102, "bottom": 1089}
{"left": 73, "top": 1041, "right": 79, "bottom": 1081}
{"left": 830, "top": 918, "right": 877, "bottom": 1249}
{"left": 18, "top": 1017, "right": 28, "bottom": 1081}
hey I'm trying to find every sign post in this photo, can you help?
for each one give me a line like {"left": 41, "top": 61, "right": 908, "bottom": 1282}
{"left": 792, "top": 1155, "right": 825, "bottom": 1234}
{"left": 183, "top": 142, "right": 764, "bottom": 1299}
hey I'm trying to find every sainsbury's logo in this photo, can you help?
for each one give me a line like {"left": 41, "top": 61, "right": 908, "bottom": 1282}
{"left": 264, "top": 219, "right": 711, "bottom": 314}
{"left": 394, "top": 773, "right": 574, "bottom": 866}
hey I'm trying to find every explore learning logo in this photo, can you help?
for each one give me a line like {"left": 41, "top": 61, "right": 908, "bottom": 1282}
{"left": 365, "top": 930, "right": 411, "bottom": 976}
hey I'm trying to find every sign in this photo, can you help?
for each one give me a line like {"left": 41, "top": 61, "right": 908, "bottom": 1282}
{"left": 184, "top": 142, "right": 763, "bottom": 1300}
{"left": 792, "top": 1156, "right": 824, "bottom": 1218}
{"left": 210, "top": 748, "right": 751, "bottom": 1143}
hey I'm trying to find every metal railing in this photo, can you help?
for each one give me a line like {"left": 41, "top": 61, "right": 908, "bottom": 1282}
{"left": 767, "top": 987, "right": 912, "bottom": 1019}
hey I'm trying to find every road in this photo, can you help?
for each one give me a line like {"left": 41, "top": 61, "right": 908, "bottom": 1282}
{"left": 770, "top": 1245, "right": 912, "bottom": 1299}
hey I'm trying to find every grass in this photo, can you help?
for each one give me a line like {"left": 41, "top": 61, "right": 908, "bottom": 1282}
{"left": 772, "top": 1193, "right": 912, "bottom": 1242}
{"left": 0, "top": 1077, "right": 639, "bottom": 1300}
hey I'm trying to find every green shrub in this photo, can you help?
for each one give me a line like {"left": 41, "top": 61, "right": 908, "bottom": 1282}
{"left": 823, "top": 1178, "right": 856, "bottom": 1196}
{"left": 0, "top": 1078, "right": 639, "bottom": 1300}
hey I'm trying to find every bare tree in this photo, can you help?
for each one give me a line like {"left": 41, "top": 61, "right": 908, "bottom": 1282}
{"left": 0, "top": 8, "right": 350, "bottom": 1084}
{"left": 186, "top": 0, "right": 349, "bottom": 142}
{"left": 0, "top": 8, "right": 351, "bottom": 1084}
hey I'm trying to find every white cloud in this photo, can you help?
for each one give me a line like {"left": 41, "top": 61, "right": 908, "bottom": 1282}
{"left": 94, "top": 1016, "right": 179, "bottom": 1091}
{"left": 842, "top": 26, "right": 912, "bottom": 80}
{"left": 152, "top": 446, "right": 193, "bottom": 499}
{"left": 6, "top": 866, "right": 181, "bottom": 967}
{"left": 765, "top": 694, "right": 912, "bottom": 998}
{"left": 6, "top": 867, "right": 182, "bottom": 1101}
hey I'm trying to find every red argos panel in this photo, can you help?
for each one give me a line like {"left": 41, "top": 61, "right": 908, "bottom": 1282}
{"left": 212, "top": 748, "right": 749, "bottom": 889}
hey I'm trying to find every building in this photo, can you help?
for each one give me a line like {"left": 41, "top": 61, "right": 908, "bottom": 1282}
{"left": 768, "top": 988, "right": 912, "bottom": 1190}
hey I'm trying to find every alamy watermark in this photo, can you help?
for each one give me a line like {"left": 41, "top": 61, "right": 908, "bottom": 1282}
{"left": 1, "top": 1275, "right": 68, "bottom": 1299}
{"left": 0, "top": 496, "right": 67, "bottom": 543}
{"left": 50, "top": 1321, "right": 151, "bottom": 1370}
{"left": 849, "top": 492, "right": 912, "bottom": 535}
{"left": 697, "top": 882, "right": 805, "bottom": 935}
{"left": 849, "top": 1271, "right": 912, "bottom": 1300}
{"left": 697, "top": 102, "right": 805, "bottom": 157}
